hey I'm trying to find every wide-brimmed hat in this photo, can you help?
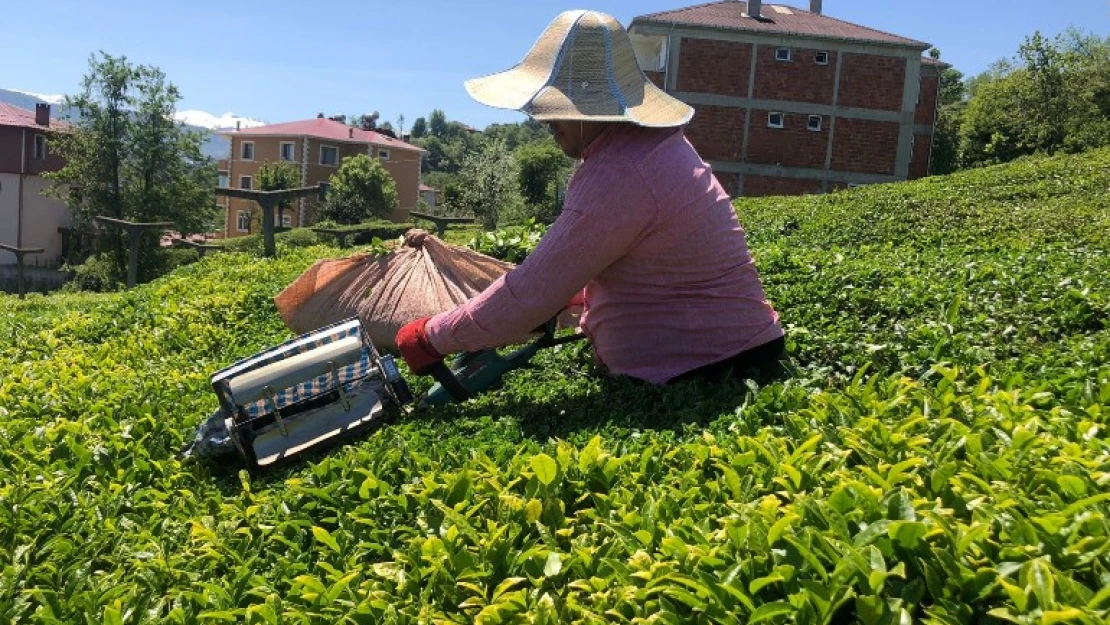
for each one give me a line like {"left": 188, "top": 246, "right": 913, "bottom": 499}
{"left": 464, "top": 10, "right": 695, "bottom": 128}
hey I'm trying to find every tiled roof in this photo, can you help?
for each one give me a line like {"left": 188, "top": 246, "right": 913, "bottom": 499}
{"left": 0, "top": 103, "right": 67, "bottom": 130}
{"left": 221, "top": 117, "right": 425, "bottom": 152}
{"left": 922, "top": 56, "right": 952, "bottom": 69}
{"left": 632, "top": 1, "right": 930, "bottom": 49}
{"left": 419, "top": 183, "right": 437, "bottom": 192}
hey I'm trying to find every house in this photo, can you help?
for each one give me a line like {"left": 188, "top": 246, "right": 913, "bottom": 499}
{"left": 0, "top": 103, "right": 69, "bottom": 266}
{"left": 627, "top": 0, "right": 945, "bottom": 197}
{"left": 216, "top": 115, "right": 426, "bottom": 238}
{"left": 418, "top": 183, "right": 440, "bottom": 208}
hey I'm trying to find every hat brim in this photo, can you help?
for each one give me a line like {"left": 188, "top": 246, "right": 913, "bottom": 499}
{"left": 465, "top": 68, "right": 694, "bottom": 128}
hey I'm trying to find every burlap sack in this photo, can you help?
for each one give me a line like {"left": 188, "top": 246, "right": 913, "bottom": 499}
{"left": 274, "top": 229, "right": 520, "bottom": 353}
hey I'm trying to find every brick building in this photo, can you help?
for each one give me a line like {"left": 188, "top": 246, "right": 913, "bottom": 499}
{"left": 627, "top": 0, "right": 946, "bottom": 197}
{"left": 217, "top": 115, "right": 426, "bottom": 238}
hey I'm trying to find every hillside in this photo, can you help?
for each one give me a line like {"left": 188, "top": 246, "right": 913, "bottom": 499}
{"left": 1, "top": 150, "right": 1108, "bottom": 623}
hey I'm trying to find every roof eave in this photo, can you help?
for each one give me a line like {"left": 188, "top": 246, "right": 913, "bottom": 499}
{"left": 216, "top": 130, "right": 426, "bottom": 153}
{"left": 629, "top": 16, "right": 931, "bottom": 51}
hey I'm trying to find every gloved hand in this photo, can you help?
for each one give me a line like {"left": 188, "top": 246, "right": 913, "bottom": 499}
{"left": 396, "top": 317, "right": 444, "bottom": 375}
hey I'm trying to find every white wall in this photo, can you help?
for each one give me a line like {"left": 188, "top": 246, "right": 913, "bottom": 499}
{"left": 0, "top": 173, "right": 18, "bottom": 264}
{"left": 0, "top": 174, "right": 71, "bottom": 267}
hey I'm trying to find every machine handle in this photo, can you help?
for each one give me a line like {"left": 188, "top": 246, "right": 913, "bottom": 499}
{"left": 428, "top": 361, "right": 475, "bottom": 402}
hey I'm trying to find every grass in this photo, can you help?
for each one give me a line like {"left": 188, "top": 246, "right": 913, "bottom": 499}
{"left": 0, "top": 148, "right": 1108, "bottom": 624}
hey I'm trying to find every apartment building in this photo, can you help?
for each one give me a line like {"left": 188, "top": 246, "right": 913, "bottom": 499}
{"left": 0, "top": 103, "right": 69, "bottom": 266}
{"left": 628, "top": 0, "right": 946, "bottom": 197}
{"left": 217, "top": 115, "right": 425, "bottom": 237}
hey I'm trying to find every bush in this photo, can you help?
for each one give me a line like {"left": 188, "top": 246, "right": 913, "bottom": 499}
{"left": 62, "top": 252, "right": 124, "bottom": 292}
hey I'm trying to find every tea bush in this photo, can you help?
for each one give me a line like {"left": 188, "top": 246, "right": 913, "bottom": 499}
{"left": 1, "top": 150, "right": 1108, "bottom": 624}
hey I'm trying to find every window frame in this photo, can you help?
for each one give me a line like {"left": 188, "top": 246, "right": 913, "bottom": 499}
{"left": 240, "top": 141, "right": 255, "bottom": 161}
{"left": 767, "top": 112, "right": 785, "bottom": 129}
{"left": 236, "top": 210, "right": 250, "bottom": 233}
{"left": 280, "top": 141, "right": 296, "bottom": 162}
{"left": 33, "top": 134, "right": 47, "bottom": 160}
{"left": 815, "top": 50, "right": 830, "bottom": 65}
{"left": 281, "top": 213, "right": 292, "bottom": 227}
{"left": 320, "top": 144, "right": 339, "bottom": 166}
{"left": 807, "top": 115, "right": 823, "bottom": 132}
{"left": 377, "top": 149, "right": 390, "bottom": 161}
{"left": 775, "top": 47, "right": 792, "bottom": 62}
{"left": 239, "top": 175, "right": 253, "bottom": 190}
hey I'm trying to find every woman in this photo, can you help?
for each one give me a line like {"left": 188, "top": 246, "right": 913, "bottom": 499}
{"left": 397, "top": 9, "right": 789, "bottom": 387}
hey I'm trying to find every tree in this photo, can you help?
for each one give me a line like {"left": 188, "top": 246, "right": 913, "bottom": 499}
{"left": 411, "top": 117, "right": 427, "bottom": 138}
{"left": 319, "top": 154, "right": 398, "bottom": 224}
{"left": 45, "top": 51, "right": 216, "bottom": 280}
{"left": 429, "top": 109, "right": 448, "bottom": 138}
{"left": 516, "top": 137, "right": 571, "bottom": 221}
{"left": 927, "top": 48, "right": 967, "bottom": 175}
{"left": 397, "top": 114, "right": 405, "bottom": 139}
{"left": 453, "top": 138, "right": 521, "bottom": 229}
{"left": 257, "top": 161, "right": 301, "bottom": 226}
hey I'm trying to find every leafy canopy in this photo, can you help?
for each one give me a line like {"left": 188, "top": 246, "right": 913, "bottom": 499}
{"left": 319, "top": 154, "right": 398, "bottom": 224}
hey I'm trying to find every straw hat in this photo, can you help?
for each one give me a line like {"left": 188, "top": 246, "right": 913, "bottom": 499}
{"left": 464, "top": 10, "right": 695, "bottom": 128}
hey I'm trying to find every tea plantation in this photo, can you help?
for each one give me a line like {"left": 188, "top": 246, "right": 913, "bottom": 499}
{"left": 1, "top": 149, "right": 1108, "bottom": 624}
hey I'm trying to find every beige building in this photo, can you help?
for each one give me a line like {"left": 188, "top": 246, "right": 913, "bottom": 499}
{"left": 0, "top": 103, "right": 70, "bottom": 267}
{"left": 217, "top": 115, "right": 426, "bottom": 238}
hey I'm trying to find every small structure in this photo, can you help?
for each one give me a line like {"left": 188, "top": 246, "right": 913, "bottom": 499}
{"left": 93, "top": 216, "right": 173, "bottom": 289}
{"left": 215, "top": 185, "right": 328, "bottom": 257}
{"left": 0, "top": 242, "right": 44, "bottom": 298}
{"left": 409, "top": 211, "right": 474, "bottom": 238}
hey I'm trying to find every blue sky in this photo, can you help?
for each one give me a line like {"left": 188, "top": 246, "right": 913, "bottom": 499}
{"left": 2, "top": 1, "right": 1107, "bottom": 130}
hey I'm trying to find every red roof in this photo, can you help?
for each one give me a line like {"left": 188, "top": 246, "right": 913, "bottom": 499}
{"left": 922, "top": 56, "right": 952, "bottom": 69}
{"left": 419, "top": 183, "right": 437, "bottom": 192}
{"left": 221, "top": 117, "right": 425, "bottom": 153}
{"left": 632, "top": 2, "right": 929, "bottom": 49}
{"left": 0, "top": 103, "right": 68, "bottom": 130}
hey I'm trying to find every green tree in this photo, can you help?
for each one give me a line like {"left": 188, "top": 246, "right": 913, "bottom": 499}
{"left": 257, "top": 161, "right": 301, "bottom": 226}
{"left": 411, "top": 117, "right": 428, "bottom": 138}
{"left": 516, "top": 138, "right": 571, "bottom": 221}
{"left": 453, "top": 138, "right": 521, "bottom": 230}
{"left": 927, "top": 48, "right": 967, "bottom": 175}
{"left": 320, "top": 154, "right": 398, "bottom": 224}
{"left": 45, "top": 51, "right": 216, "bottom": 280}
{"left": 429, "top": 109, "right": 448, "bottom": 138}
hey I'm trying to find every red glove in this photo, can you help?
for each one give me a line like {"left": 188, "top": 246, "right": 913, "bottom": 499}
{"left": 396, "top": 317, "right": 445, "bottom": 375}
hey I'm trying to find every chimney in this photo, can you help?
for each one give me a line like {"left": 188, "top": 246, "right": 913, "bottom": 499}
{"left": 747, "top": 0, "right": 762, "bottom": 19}
{"left": 810, "top": 0, "right": 822, "bottom": 14}
{"left": 349, "top": 127, "right": 354, "bottom": 138}
{"left": 35, "top": 103, "right": 50, "bottom": 127}
{"left": 317, "top": 112, "right": 325, "bottom": 118}
{"left": 235, "top": 120, "right": 241, "bottom": 131}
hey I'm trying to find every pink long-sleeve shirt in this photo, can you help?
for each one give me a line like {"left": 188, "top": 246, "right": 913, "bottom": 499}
{"left": 426, "top": 123, "right": 783, "bottom": 385}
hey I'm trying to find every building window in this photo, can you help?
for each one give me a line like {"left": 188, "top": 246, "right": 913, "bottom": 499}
{"left": 775, "top": 48, "right": 792, "bottom": 62}
{"left": 320, "top": 145, "right": 339, "bottom": 166}
{"left": 236, "top": 210, "right": 250, "bottom": 232}
{"left": 33, "top": 134, "right": 47, "bottom": 160}
{"left": 281, "top": 213, "right": 292, "bottom": 227}
{"left": 768, "top": 112, "right": 785, "bottom": 129}
{"left": 807, "top": 115, "right": 823, "bottom": 132}
{"left": 218, "top": 173, "right": 229, "bottom": 188}
{"left": 280, "top": 142, "right": 296, "bottom": 162}
{"left": 239, "top": 175, "right": 253, "bottom": 190}
{"left": 240, "top": 141, "right": 254, "bottom": 160}
{"left": 815, "top": 51, "right": 830, "bottom": 65}
{"left": 377, "top": 149, "right": 390, "bottom": 161}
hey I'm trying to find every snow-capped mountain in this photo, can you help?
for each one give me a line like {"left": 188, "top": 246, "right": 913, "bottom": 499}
{"left": 0, "top": 88, "right": 269, "bottom": 159}
{"left": 174, "top": 110, "right": 267, "bottom": 130}
{"left": 6, "top": 89, "right": 66, "bottom": 105}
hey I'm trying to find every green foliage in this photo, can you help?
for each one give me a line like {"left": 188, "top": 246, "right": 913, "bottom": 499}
{"left": 320, "top": 154, "right": 398, "bottom": 224}
{"left": 44, "top": 51, "right": 217, "bottom": 282}
{"left": 410, "top": 116, "right": 427, "bottom": 138}
{"left": 467, "top": 218, "right": 549, "bottom": 263}
{"left": 2, "top": 149, "right": 1109, "bottom": 623}
{"left": 959, "top": 29, "right": 1110, "bottom": 168}
{"left": 453, "top": 138, "right": 522, "bottom": 230}
{"left": 516, "top": 138, "right": 573, "bottom": 223}
{"left": 257, "top": 160, "right": 302, "bottom": 224}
